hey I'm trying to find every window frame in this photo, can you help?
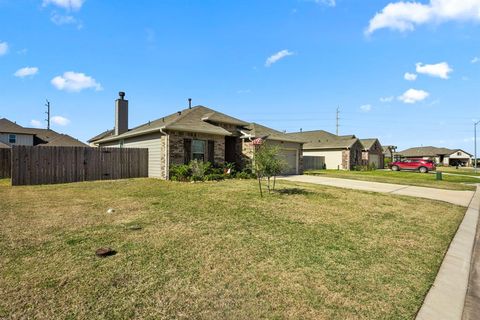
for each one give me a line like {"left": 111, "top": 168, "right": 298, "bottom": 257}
{"left": 191, "top": 139, "right": 206, "bottom": 162}
{"left": 8, "top": 134, "right": 16, "bottom": 144}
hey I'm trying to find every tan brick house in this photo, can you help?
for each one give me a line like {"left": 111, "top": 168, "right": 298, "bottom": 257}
{"left": 360, "top": 138, "right": 384, "bottom": 169}
{"left": 89, "top": 93, "right": 304, "bottom": 179}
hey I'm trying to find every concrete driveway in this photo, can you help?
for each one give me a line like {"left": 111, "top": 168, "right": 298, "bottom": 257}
{"left": 280, "top": 175, "right": 475, "bottom": 207}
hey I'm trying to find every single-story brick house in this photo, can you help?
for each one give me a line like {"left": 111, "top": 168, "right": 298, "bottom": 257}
{"left": 0, "top": 118, "right": 87, "bottom": 148}
{"left": 286, "top": 130, "right": 363, "bottom": 170}
{"left": 398, "top": 146, "right": 473, "bottom": 166}
{"left": 360, "top": 138, "right": 384, "bottom": 169}
{"left": 89, "top": 92, "right": 304, "bottom": 179}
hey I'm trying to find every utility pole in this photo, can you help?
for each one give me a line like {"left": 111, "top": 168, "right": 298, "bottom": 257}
{"left": 336, "top": 106, "right": 340, "bottom": 136}
{"left": 45, "top": 99, "right": 50, "bottom": 130}
{"left": 475, "top": 120, "right": 480, "bottom": 173}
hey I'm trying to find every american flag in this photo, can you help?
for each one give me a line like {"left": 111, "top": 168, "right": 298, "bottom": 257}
{"left": 252, "top": 137, "right": 263, "bottom": 145}
{"left": 252, "top": 135, "right": 269, "bottom": 145}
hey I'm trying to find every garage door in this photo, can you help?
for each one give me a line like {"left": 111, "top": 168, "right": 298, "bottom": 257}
{"left": 369, "top": 154, "right": 380, "bottom": 168}
{"left": 279, "top": 149, "right": 297, "bottom": 175}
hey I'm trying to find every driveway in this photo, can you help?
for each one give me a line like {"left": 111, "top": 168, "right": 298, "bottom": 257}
{"left": 280, "top": 175, "right": 475, "bottom": 207}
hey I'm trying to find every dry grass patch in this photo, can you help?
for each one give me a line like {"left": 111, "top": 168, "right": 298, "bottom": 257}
{"left": 0, "top": 178, "right": 465, "bottom": 319}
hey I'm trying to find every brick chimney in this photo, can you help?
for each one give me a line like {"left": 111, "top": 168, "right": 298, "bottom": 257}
{"left": 115, "top": 91, "right": 128, "bottom": 135}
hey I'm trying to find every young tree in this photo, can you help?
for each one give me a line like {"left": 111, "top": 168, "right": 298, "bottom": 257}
{"left": 254, "top": 144, "right": 286, "bottom": 196}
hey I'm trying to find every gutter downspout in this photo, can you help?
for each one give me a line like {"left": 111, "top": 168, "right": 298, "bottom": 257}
{"left": 160, "top": 127, "right": 169, "bottom": 180}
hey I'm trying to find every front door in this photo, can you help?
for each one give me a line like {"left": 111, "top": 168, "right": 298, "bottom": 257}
{"left": 225, "top": 137, "right": 237, "bottom": 164}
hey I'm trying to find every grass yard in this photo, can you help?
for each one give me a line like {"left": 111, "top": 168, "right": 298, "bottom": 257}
{"left": 306, "top": 169, "right": 478, "bottom": 191}
{"left": 0, "top": 178, "right": 465, "bottom": 319}
{"left": 437, "top": 166, "right": 480, "bottom": 176}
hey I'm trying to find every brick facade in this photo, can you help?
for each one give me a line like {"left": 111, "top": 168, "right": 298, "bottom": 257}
{"left": 167, "top": 131, "right": 226, "bottom": 166}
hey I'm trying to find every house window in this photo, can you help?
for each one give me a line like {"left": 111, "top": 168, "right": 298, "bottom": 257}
{"left": 192, "top": 140, "right": 206, "bottom": 161}
{"left": 457, "top": 151, "right": 462, "bottom": 156}
{"left": 8, "top": 134, "right": 16, "bottom": 144}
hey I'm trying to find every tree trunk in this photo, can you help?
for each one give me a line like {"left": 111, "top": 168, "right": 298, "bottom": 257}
{"left": 273, "top": 175, "right": 276, "bottom": 190}
{"left": 258, "top": 176, "right": 263, "bottom": 197}
{"left": 267, "top": 176, "right": 271, "bottom": 193}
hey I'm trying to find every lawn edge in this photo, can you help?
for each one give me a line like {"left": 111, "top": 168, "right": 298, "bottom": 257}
{"left": 416, "top": 185, "right": 480, "bottom": 320}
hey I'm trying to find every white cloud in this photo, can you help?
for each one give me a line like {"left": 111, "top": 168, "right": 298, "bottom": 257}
{"left": 472, "top": 57, "right": 480, "bottom": 64}
{"left": 312, "top": 0, "right": 336, "bottom": 6}
{"left": 43, "top": 0, "right": 85, "bottom": 10}
{"left": 14, "top": 67, "right": 39, "bottom": 78}
{"left": 366, "top": 0, "right": 480, "bottom": 35}
{"left": 265, "top": 49, "right": 294, "bottom": 67}
{"left": 30, "top": 120, "right": 42, "bottom": 128}
{"left": 416, "top": 62, "right": 452, "bottom": 79}
{"left": 50, "top": 12, "right": 83, "bottom": 28}
{"left": 404, "top": 72, "right": 417, "bottom": 81}
{"left": 51, "top": 71, "right": 102, "bottom": 92}
{"left": 51, "top": 116, "right": 70, "bottom": 126}
{"left": 0, "top": 41, "right": 8, "bottom": 56}
{"left": 398, "top": 88, "right": 429, "bottom": 104}
{"left": 360, "top": 104, "right": 372, "bottom": 112}
{"left": 380, "top": 96, "right": 394, "bottom": 103}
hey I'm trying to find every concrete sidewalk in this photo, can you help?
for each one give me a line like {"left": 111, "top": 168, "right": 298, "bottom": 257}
{"left": 280, "top": 175, "right": 475, "bottom": 207}
{"left": 416, "top": 187, "right": 480, "bottom": 320}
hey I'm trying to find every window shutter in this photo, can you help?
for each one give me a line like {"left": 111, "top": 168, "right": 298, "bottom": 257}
{"left": 208, "top": 140, "right": 215, "bottom": 164}
{"left": 184, "top": 138, "right": 192, "bottom": 164}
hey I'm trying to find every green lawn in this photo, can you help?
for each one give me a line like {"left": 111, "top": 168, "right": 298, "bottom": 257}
{"left": 437, "top": 166, "right": 480, "bottom": 176}
{"left": 305, "top": 169, "right": 478, "bottom": 191}
{"left": 0, "top": 178, "right": 465, "bottom": 319}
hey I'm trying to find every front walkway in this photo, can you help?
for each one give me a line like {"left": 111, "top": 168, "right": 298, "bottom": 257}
{"left": 280, "top": 175, "right": 475, "bottom": 207}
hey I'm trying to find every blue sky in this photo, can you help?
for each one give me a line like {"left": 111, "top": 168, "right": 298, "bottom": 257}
{"left": 1, "top": 0, "right": 479, "bottom": 152}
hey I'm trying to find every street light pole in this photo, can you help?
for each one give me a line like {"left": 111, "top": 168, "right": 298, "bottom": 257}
{"left": 475, "top": 121, "right": 480, "bottom": 173}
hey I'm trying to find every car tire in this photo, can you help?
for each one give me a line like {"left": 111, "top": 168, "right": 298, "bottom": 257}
{"left": 419, "top": 167, "right": 428, "bottom": 173}
{"left": 391, "top": 165, "right": 399, "bottom": 171}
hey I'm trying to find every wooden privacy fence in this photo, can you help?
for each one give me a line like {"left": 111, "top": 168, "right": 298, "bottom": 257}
{"left": 303, "top": 156, "right": 325, "bottom": 170}
{"left": 0, "top": 149, "right": 11, "bottom": 178}
{"left": 11, "top": 146, "right": 148, "bottom": 186}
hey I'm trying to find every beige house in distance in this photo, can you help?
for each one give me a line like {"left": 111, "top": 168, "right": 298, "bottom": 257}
{"left": 0, "top": 118, "right": 86, "bottom": 148}
{"left": 398, "top": 146, "right": 473, "bottom": 167}
{"left": 89, "top": 92, "right": 304, "bottom": 179}
{"left": 360, "top": 138, "right": 384, "bottom": 169}
{"left": 287, "top": 130, "right": 363, "bottom": 170}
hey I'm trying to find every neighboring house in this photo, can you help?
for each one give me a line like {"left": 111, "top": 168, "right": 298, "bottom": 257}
{"left": 89, "top": 92, "right": 304, "bottom": 179}
{"left": 0, "top": 118, "right": 86, "bottom": 148}
{"left": 360, "top": 138, "right": 384, "bottom": 169}
{"left": 398, "top": 146, "right": 473, "bottom": 166}
{"left": 286, "top": 130, "right": 363, "bottom": 170}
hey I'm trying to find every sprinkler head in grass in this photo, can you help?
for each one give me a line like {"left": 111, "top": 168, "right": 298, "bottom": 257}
{"left": 95, "top": 247, "right": 117, "bottom": 258}
{"left": 107, "top": 208, "right": 115, "bottom": 214}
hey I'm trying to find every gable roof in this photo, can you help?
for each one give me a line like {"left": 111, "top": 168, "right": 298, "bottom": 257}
{"left": 360, "top": 138, "right": 379, "bottom": 151}
{"left": 0, "top": 118, "right": 35, "bottom": 135}
{"left": 25, "top": 128, "right": 87, "bottom": 147}
{"left": 399, "top": 146, "right": 455, "bottom": 157}
{"left": 286, "top": 130, "right": 359, "bottom": 149}
{"left": 88, "top": 129, "right": 114, "bottom": 143}
{"left": 93, "top": 105, "right": 246, "bottom": 143}
{"left": 242, "top": 123, "right": 305, "bottom": 143}
{"left": 0, "top": 141, "right": 10, "bottom": 149}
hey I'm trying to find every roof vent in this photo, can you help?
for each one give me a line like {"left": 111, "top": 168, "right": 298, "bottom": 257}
{"left": 188, "top": 98, "right": 192, "bottom": 109}
{"left": 119, "top": 91, "right": 125, "bottom": 100}
{"left": 177, "top": 111, "right": 182, "bottom": 116}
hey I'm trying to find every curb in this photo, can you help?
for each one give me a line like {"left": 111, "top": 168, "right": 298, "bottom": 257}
{"left": 416, "top": 186, "right": 480, "bottom": 320}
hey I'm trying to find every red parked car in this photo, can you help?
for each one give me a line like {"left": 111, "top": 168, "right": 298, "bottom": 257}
{"left": 390, "top": 159, "right": 436, "bottom": 173}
